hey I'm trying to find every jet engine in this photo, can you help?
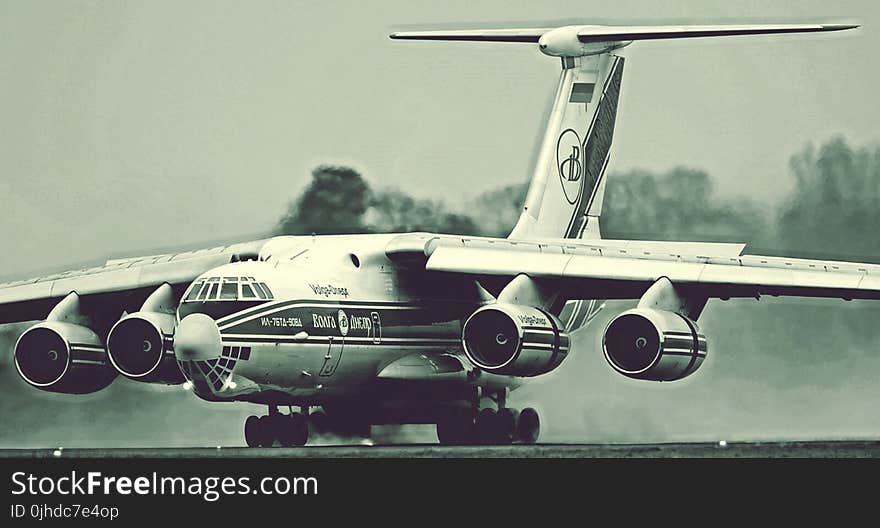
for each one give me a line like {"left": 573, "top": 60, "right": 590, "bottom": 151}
{"left": 602, "top": 308, "right": 707, "bottom": 381}
{"left": 107, "top": 312, "right": 183, "bottom": 384}
{"left": 461, "top": 304, "right": 570, "bottom": 377}
{"left": 14, "top": 321, "right": 117, "bottom": 394}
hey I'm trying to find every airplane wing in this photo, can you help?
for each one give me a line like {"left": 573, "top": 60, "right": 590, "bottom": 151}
{"left": 0, "top": 240, "right": 266, "bottom": 324}
{"left": 386, "top": 234, "right": 880, "bottom": 301}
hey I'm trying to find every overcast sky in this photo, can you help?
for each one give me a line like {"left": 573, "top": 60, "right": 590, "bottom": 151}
{"left": 1, "top": 0, "right": 877, "bottom": 278}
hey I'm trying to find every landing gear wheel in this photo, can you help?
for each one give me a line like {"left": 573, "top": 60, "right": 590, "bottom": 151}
{"left": 259, "top": 415, "right": 280, "bottom": 447}
{"left": 475, "top": 408, "right": 499, "bottom": 445}
{"left": 244, "top": 415, "right": 262, "bottom": 448}
{"left": 516, "top": 407, "right": 540, "bottom": 444}
{"left": 437, "top": 409, "right": 475, "bottom": 445}
{"left": 496, "top": 408, "right": 517, "bottom": 444}
{"left": 278, "top": 413, "right": 309, "bottom": 447}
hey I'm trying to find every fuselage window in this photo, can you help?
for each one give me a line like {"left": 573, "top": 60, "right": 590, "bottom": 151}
{"left": 220, "top": 282, "right": 238, "bottom": 300}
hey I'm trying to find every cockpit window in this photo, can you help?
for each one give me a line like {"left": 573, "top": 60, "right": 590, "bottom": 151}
{"left": 195, "top": 282, "right": 209, "bottom": 301}
{"left": 204, "top": 283, "right": 218, "bottom": 300}
{"left": 220, "top": 282, "right": 238, "bottom": 300}
{"left": 260, "top": 283, "right": 273, "bottom": 298}
{"left": 184, "top": 280, "right": 204, "bottom": 301}
{"left": 253, "top": 282, "right": 269, "bottom": 299}
{"left": 183, "top": 276, "right": 273, "bottom": 302}
{"left": 241, "top": 283, "right": 257, "bottom": 299}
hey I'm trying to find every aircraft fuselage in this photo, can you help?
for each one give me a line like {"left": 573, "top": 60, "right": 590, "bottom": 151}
{"left": 173, "top": 234, "right": 514, "bottom": 412}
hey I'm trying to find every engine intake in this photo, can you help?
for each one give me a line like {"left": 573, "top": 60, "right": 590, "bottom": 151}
{"left": 107, "top": 312, "right": 183, "bottom": 384}
{"left": 14, "top": 322, "right": 116, "bottom": 394}
{"left": 462, "top": 304, "right": 570, "bottom": 377}
{"left": 602, "top": 308, "right": 707, "bottom": 381}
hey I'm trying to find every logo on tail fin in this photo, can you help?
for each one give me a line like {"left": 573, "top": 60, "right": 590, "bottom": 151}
{"left": 557, "top": 129, "right": 583, "bottom": 205}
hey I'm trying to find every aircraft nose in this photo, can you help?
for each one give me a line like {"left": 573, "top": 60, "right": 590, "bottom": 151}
{"left": 174, "top": 314, "right": 222, "bottom": 361}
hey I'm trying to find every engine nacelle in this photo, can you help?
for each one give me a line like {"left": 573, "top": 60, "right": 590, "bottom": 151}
{"left": 602, "top": 308, "right": 707, "bottom": 381}
{"left": 14, "top": 321, "right": 117, "bottom": 394}
{"left": 107, "top": 312, "right": 183, "bottom": 384}
{"left": 462, "top": 304, "right": 570, "bottom": 377}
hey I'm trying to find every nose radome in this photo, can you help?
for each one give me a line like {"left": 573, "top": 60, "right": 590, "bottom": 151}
{"left": 174, "top": 314, "right": 222, "bottom": 361}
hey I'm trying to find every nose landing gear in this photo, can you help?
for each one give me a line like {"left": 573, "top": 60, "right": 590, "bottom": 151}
{"left": 244, "top": 407, "right": 310, "bottom": 448}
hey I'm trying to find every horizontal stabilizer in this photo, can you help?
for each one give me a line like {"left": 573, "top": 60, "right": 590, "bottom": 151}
{"left": 574, "top": 23, "right": 858, "bottom": 43}
{"left": 390, "top": 28, "right": 550, "bottom": 42}
{"left": 390, "top": 23, "right": 856, "bottom": 43}
{"left": 391, "top": 23, "right": 858, "bottom": 58}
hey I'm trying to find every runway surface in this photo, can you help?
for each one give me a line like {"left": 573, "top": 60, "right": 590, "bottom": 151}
{"left": 3, "top": 441, "right": 880, "bottom": 458}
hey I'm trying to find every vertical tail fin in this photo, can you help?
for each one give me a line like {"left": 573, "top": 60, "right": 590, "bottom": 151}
{"left": 391, "top": 22, "right": 857, "bottom": 242}
{"left": 509, "top": 52, "right": 623, "bottom": 240}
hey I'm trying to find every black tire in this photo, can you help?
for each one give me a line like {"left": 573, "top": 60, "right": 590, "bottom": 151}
{"left": 437, "top": 409, "right": 475, "bottom": 445}
{"left": 244, "top": 415, "right": 261, "bottom": 448}
{"left": 257, "top": 415, "right": 277, "bottom": 448}
{"left": 516, "top": 407, "right": 540, "bottom": 445}
{"left": 496, "top": 408, "right": 517, "bottom": 444}
{"left": 475, "top": 408, "right": 498, "bottom": 445}
{"left": 278, "top": 413, "right": 309, "bottom": 447}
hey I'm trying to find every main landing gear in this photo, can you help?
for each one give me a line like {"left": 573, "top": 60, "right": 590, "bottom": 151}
{"left": 243, "top": 401, "right": 541, "bottom": 447}
{"left": 436, "top": 406, "right": 541, "bottom": 446}
{"left": 245, "top": 406, "right": 310, "bottom": 448}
